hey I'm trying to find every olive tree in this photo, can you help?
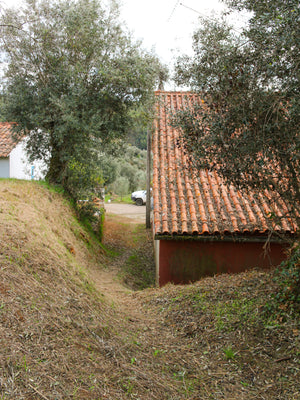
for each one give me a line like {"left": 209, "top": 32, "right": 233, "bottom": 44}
{"left": 0, "top": 0, "right": 166, "bottom": 198}
{"left": 173, "top": 0, "right": 299, "bottom": 306}
{"left": 174, "top": 0, "right": 299, "bottom": 225}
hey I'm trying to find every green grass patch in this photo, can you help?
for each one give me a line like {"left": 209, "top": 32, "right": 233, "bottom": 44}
{"left": 105, "top": 194, "right": 133, "bottom": 204}
{"left": 116, "top": 224, "right": 155, "bottom": 290}
{"left": 121, "top": 250, "right": 155, "bottom": 290}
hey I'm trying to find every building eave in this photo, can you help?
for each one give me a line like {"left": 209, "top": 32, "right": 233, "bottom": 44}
{"left": 154, "top": 233, "right": 294, "bottom": 244}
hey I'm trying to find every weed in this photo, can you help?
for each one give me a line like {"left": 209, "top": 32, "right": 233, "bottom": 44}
{"left": 223, "top": 346, "right": 236, "bottom": 360}
{"left": 84, "top": 280, "right": 96, "bottom": 294}
{"left": 173, "top": 369, "right": 186, "bottom": 381}
{"left": 171, "top": 293, "right": 183, "bottom": 303}
{"left": 121, "top": 378, "right": 135, "bottom": 394}
{"left": 153, "top": 348, "right": 166, "bottom": 357}
{"left": 23, "top": 356, "right": 28, "bottom": 372}
{"left": 214, "top": 298, "right": 258, "bottom": 331}
{"left": 121, "top": 249, "right": 155, "bottom": 290}
{"left": 153, "top": 349, "right": 160, "bottom": 356}
{"left": 106, "top": 194, "right": 132, "bottom": 204}
{"left": 241, "top": 381, "right": 249, "bottom": 387}
{"left": 268, "top": 244, "right": 300, "bottom": 316}
{"left": 37, "top": 180, "right": 65, "bottom": 194}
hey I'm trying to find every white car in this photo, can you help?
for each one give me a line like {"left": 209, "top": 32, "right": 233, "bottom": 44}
{"left": 131, "top": 190, "right": 147, "bottom": 206}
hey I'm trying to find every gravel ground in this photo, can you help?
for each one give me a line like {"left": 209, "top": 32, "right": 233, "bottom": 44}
{"left": 104, "top": 202, "right": 147, "bottom": 222}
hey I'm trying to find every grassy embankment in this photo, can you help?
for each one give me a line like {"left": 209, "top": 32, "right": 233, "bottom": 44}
{"left": 0, "top": 179, "right": 299, "bottom": 399}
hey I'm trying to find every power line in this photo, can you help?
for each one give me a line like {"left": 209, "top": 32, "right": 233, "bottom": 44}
{"left": 179, "top": 2, "right": 244, "bottom": 35}
{"left": 167, "top": 0, "right": 181, "bottom": 22}
{"left": 179, "top": 2, "right": 203, "bottom": 16}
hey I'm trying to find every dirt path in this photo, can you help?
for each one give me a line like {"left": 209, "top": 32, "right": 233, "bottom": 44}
{"left": 87, "top": 211, "right": 154, "bottom": 315}
{"left": 104, "top": 202, "right": 146, "bottom": 223}
{"left": 85, "top": 212, "right": 300, "bottom": 400}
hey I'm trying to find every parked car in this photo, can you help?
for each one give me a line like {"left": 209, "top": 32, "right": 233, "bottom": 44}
{"left": 131, "top": 190, "right": 147, "bottom": 206}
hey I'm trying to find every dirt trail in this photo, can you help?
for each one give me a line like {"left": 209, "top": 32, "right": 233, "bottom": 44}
{"left": 87, "top": 211, "right": 154, "bottom": 319}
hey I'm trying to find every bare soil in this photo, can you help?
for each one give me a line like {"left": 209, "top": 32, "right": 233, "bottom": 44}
{"left": 0, "top": 180, "right": 299, "bottom": 399}
{"left": 104, "top": 202, "right": 146, "bottom": 223}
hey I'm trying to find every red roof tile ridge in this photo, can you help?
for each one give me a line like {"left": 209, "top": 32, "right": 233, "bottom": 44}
{"left": 172, "top": 98, "right": 188, "bottom": 234}
{"left": 155, "top": 90, "right": 194, "bottom": 96}
{"left": 200, "top": 170, "right": 219, "bottom": 234}
{"left": 241, "top": 192, "right": 258, "bottom": 228}
{"left": 235, "top": 190, "right": 256, "bottom": 233}
{"left": 246, "top": 191, "right": 269, "bottom": 233}
{"left": 192, "top": 177, "right": 210, "bottom": 234}
{"left": 152, "top": 116, "right": 162, "bottom": 234}
{"left": 263, "top": 189, "right": 291, "bottom": 232}
{"left": 208, "top": 170, "right": 231, "bottom": 233}
{"left": 276, "top": 196, "right": 298, "bottom": 232}
{"left": 159, "top": 105, "right": 169, "bottom": 235}
{"left": 229, "top": 185, "right": 248, "bottom": 226}
{"left": 214, "top": 173, "right": 240, "bottom": 233}
{"left": 176, "top": 94, "right": 199, "bottom": 234}
{"left": 166, "top": 123, "right": 179, "bottom": 234}
{"left": 182, "top": 158, "right": 199, "bottom": 234}
{"left": 264, "top": 189, "right": 282, "bottom": 232}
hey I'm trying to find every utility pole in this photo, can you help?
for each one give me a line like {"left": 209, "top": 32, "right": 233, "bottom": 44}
{"left": 146, "top": 129, "right": 151, "bottom": 229}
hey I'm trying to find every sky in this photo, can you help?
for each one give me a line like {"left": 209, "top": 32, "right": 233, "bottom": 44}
{"left": 119, "top": 0, "right": 227, "bottom": 64}
{"left": 2, "top": 0, "right": 248, "bottom": 88}
{"left": 3, "top": 0, "right": 227, "bottom": 61}
{"left": 118, "top": 0, "right": 249, "bottom": 88}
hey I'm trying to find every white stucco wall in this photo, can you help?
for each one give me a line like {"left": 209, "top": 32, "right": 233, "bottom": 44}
{"left": 9, "top": 139, "right": 46, "bottom": 180}
{"left": 0, "top": 158, "right": 10, "bottom": 178}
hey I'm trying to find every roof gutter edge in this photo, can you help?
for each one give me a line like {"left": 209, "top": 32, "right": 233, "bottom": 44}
{"left": 154, "top": 234, "right": 293, "bottom": 244}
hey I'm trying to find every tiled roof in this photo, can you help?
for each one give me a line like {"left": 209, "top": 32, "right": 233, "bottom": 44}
{"left": 0, "top": 122, "right": 18, "bottom": 157}
{"left": 152, "top": 91, "right": 298, "bottom": 238}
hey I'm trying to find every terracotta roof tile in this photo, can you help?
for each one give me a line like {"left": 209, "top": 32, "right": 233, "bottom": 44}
{"left": 152, "top": 91, "right": 298, "bottom": 237}
{"left": 0, "top": 122, "right": 18, "bottom": 157}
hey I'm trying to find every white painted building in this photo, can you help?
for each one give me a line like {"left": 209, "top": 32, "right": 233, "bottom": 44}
{"left": 0, "top": 122, "right": 46, "bottom": 180}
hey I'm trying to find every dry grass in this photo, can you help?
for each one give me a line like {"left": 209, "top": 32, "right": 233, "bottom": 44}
{"left": 138, "top": 271, "right": 300, "bottom": 399}
{"left": 102, "top": 214, "right": 155, "bottom": 290}
{"left": 0, "top": 180, "right": 299, "bottom": 399}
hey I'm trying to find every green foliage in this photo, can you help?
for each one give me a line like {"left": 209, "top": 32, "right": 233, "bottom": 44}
{"left": 104, "top": 144, "right": 147, "bottom": 195}
{"left": 273, "top": 244, "right": 300, "bottom": 311}
{"left": 223, "top": 346, "right": 236, "bottom": 360}
{"left": 119, "top": 224, "right": 155, "bottom": 290}
{"left": 77, "top": 201, "right": 105, "bottom": 241}
{"left": 174, "top": 0, "right": 299, "bottom": 226}
{"left": 111, "top": 176, "right": 129, "bottom": 200}
{"left": 119, "top": 162, "right": 136, "bottom": 192}
{"left": 0, "top": 0, "right": 166, "bottom": 200}
{"left": 98, "top": 154, "right": 118, "bottom": 186}
{"left": 65, "top": 158, "right": 103, "bottom": 201}
{"left": 126, "top": 106, "right": 151, "bottom": 150}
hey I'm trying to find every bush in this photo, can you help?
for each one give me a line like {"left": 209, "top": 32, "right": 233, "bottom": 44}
{"left": 77, "top": 201, "right": 105, "bottom": 241}
{"left": 274, "top": 243, "right": 300, "bottom": 313}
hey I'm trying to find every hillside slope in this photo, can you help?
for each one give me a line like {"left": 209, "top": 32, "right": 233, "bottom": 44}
{"left": 0, "top": 180, "right": 126, "bottom": 398}
{"left": 0, "top": 180, "right": 299, "bottom": 399}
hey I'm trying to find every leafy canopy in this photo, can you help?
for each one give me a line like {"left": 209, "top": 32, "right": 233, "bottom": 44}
{"left": 0, "top": 0, "right": 166, "bottom": 198}
{"left": 174, "top": 0, "right": 299, "bottom": 225}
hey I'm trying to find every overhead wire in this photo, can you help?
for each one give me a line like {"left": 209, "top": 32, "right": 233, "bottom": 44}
{"left": 167, "top": 0, "right": 181, "bottom": 22}
{"left": 179, "top": 2, "right": 245, "bottom": 35}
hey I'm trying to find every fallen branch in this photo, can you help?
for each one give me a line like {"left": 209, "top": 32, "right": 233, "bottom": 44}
{"left": 275, "top": 356, "right": 292, "bottom": 363}
{"left": 28, "top": 383, "right": 50, "bottom": 400}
